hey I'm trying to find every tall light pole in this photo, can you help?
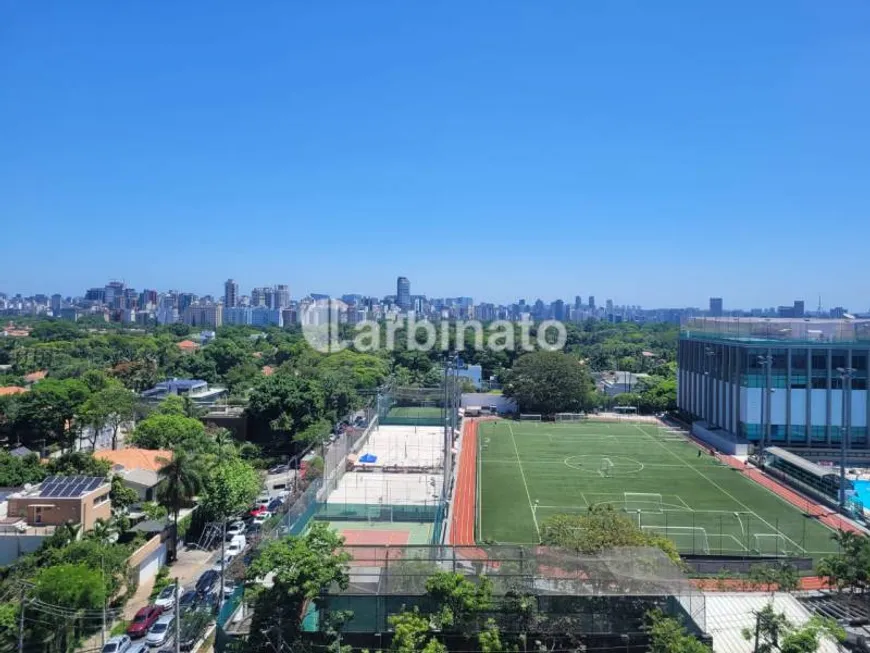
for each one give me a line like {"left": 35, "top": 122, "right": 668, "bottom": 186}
{"left": 837, "top": 366, "right": 855, "bottom": 512}
{"left": 757, "top": 354, "right": 773, "bottom": 453}
{"left": 705, "top": 347, "right": 717, "bottom": 428}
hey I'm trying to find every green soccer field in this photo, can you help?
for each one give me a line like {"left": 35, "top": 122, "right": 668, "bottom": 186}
{"left": 478, "top": 420, "right": 841, "bottom": 560}
{"left": 387, "top": 406, "right": 443, "bottom": 419}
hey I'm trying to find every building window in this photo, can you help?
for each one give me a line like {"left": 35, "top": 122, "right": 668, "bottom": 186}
{"left": 812, "top": 354, "right": 827, "bottom": 370}
{"left": 811, "top": 377, "right": 827, "bottom": 389}
{"left": 93, "top": 493, "right": 109, "bottom": 506}
{"left": 811, "top": 426, "right": 826, "bottom": 442}
{"left": 790, "top": 425, "right": 807, "bottom": 442}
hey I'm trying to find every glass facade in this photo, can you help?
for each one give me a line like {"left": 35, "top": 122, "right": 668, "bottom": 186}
{"left": 679, "top": 330, "right": 870, "bottom": 450}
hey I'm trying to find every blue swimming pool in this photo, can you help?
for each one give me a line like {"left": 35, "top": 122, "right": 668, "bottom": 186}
{"left": 853, "top": 479, "right": 870, "bottom": 507}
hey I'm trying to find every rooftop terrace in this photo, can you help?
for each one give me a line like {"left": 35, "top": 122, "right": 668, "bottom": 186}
{"left": 682, "top": 317, "right": 870, "bottom": 344}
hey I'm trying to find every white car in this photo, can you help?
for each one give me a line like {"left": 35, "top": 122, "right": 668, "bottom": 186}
{"left": 210, "top": 553, "right": 235, "bottom": 572}
{"left": 226, "top": 520, "right": 245, "bottom": 537}
{"left": 153, "top": 584, "right": 182, "bottom": 611}
{"left": 102, "top": 635, "right": 132, "bottom": 653}
{"left": 226, "top": 540, "right": 244, "bottom": 557}
{"left": 145, "top": 614, "right": 174, "bottom": 648}
{"left": 252, "top": 512, "right": 271, "bottom": 526}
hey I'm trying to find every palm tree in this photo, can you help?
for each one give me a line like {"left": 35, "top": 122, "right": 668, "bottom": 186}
{"left": 86, "top": 517, "right": 117, "bottom": 545}
{"left": 157, "top": 449, "right": 204, "bottom": 558}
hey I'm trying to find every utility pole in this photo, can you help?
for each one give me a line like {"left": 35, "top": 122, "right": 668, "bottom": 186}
{"left": 757, "top": 354, "right": 773, "bottom": 453}
{"left": 837, "top": 367, "right": 855, "bottom": 512}
{"left": 17, "top": 585, "right": 26, "bottom": 653}
{"left": 101, "top": 554, "right": 107, "bottom": 648}
{"left": 218, "top": 432, "right": 226, "bottom": 615}
{"left": 174, "top": 577, "right": 181, "bottom": 653}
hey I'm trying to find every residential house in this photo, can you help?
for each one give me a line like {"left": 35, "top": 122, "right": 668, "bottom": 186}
{"left": 141, "top": 378, "right": 227, "bottom": 408}
{"left": 96, "top": 448, "right": 172, "bottom": 502}
{"left": 595, "top": 371, "right": 650, "bottom": 397}
{"left": 5, "top": 476, "right": 110, "bottom": 529}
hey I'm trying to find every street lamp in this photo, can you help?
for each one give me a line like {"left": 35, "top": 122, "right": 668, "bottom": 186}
{"left": 705, "top": 347, "right": 717, "bottom": 428}
{"left": 837, "top": 366, "right": 855, "bottom": 512}
{"left": 757, "top": 354, "right": 773, "bottom": 452}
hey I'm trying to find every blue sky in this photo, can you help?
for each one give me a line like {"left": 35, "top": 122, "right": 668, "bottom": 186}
{"left": 2, "top": 1, "right": 869, "bottom": 309}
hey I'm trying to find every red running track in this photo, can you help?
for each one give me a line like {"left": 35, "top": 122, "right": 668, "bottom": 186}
{"left": 450, "top": 419, "right": 477, "bottom": 545}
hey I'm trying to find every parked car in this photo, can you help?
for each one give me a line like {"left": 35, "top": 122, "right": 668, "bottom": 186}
{"left": 127, "top": 605, "right": 164, "bottom": 638}
{"left": 252, "top": 512, "right": 271, "bottom": 526}
{"left": 210, "top": 554, "right": 235, "bottom": 573}
{"left": 196, "top": 569, "right": 219, "bottom": 595}
{"left": 146, "top": 614, "right": 175, "bottom": 648}
{"left": 178, "top": 611, "right": 213, "bottom": 651}
{"left": 226, "top": 520, "right": 246, "bottom": 537}
{"left": 249, "top": 506, "right": 268, "bottom": 517}
{"left": 177, "top": 590, "right": 199, "bottom": 614}
{"left": 226, "top": 540, "right": 244, "bottom": 557}
{"left": 266, "top": 498, "right": 283, "bottom": 512}
{"left": 269, "top": 463, "right": 290, "bottom": 475}
{"left": 245, "top": 521, "right": 262, "bottom": 535}
{"left": 129, "top": 644, "right": 149, "bottom": 653}
{"left": 153, "top": 584, "right": 182, "bottom": 611}
{"left": 102, "top": 635, "right": 132, "bottom": 653}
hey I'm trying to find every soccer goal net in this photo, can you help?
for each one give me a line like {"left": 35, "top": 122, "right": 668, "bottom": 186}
{"left": 642, "top": 525, "right": 711, "bottom": 554}
{"left": 624, "top": 492, "right": 664, "bottom": 513}
{"left": 555, "top": 413, "right": 586, "bottom": 422}
{"left": 520, "top": 414, "right": 543, "bottom": 421}
{"left": 752, "top": 533, "right": 797, "bottom": 556}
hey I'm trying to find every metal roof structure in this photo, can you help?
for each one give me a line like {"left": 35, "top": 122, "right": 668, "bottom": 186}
{"left": 763, "top": 447, "right": 839, "bottom": 479}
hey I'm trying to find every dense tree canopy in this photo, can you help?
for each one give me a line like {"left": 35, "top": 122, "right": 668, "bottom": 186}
{"left": 503, "top": 350, "right": 595, "bottom": 415}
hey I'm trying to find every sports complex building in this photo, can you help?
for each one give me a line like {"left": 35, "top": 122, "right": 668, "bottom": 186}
{"left": 678, "top": 317, "right": 870, "bottom": 456}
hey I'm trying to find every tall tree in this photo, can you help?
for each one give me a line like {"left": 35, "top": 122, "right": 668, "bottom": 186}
{"left": 82, "top": 382, "right": 138, "bottom": 450}
{"left": 503, "top": 351, "right": 594, "bottom": 416}
{"left": 246, "top": 522, "right": 350, "bottom": 651}
{"left": 157, "top": 449, "right": 204, "bottom": 553}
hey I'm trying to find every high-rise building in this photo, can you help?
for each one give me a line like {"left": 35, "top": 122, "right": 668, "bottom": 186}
{"left": 50, "top": 294, "right": 62, "bottom": 314}
{"left": 709, "top": 297, "right": 723, "bottom": 317}
{"left": 274, "top": 284, "right": 290, "bottom": 309}
{"left": 85, "top": 288, "right": 105, "bottom": 302}
{"left": 588, "top": 296, "right": 596, "bottom": 310}
{"left": 574, "top": 296, "right": 582, "bottom": 310}
{"left": 177, "top": 293, "right": 197, "bottom": 314}
{"left": 396, "top": 277, "right": 411, "bottom": 310}
{"left": 264, "top": 287, "right": 276, "bottom": 310}
{"left": 140, "top": 289, "right": 158, "bottom": 307}
{"left": 104, "top": 281, "right": 125, "bottom": 309}
{"left": 251, "top": 287, "right": 268, "bottom": 307}
{"left": 793, "top": 300, "right": 805, "bottom": 318}
{"left": 224, "top": 279, "right": 239, "bottom": 308}
{"left": 552, "top": 299, "right": 566, "bottom": 321}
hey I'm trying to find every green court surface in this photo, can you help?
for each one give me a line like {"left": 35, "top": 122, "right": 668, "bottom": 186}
{"left": 478, "top": 421, "right": 841, "bottom": 560}
{"left": 387, "top": 406, "right": 443, "bottom": 419}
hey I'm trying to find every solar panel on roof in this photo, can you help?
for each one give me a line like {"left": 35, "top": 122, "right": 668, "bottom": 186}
{"left": 38, "top": 475, "right": 106, "bottom": 498}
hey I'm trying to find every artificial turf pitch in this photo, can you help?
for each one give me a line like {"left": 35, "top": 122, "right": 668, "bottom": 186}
{"left": 478, "top": 420, "right": 841, "bottom": 560}
{"left": 387, "top": 406, "right": 444, "bottom": 419}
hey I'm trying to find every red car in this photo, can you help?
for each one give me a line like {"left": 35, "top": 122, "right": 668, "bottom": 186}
{"left": 127, "top": 605, "right": 164, "bottom": 638}
{"left": 249, "top": 506, "right": 267, "bottom": 517}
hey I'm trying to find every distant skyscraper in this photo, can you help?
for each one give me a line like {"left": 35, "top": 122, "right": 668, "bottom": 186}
{"left": 264, "top": 287, "right": 276, "bottom": 310}
{"left": 251, "top": 287, "right": 268, "bottom": 307}
{"left": 274, "top": 284, "right": 290, "bottom": 309}
{"left": 574, "top": 296, "right": 582, "bottom": 310}
{"left": 793, "top": 300, "right": 805, "bottom": 318}
{"left": 177, "top": 293, "right": 196, "bottom": 314}
{"left": 552, "top": 299, "right": 566, "bottom": 321}
{"left": 709, "top": 297, "right": 723, "bottom": 317}
{"left": 224, "top": 279, "right": 239, "bottom": 307}
{"left": 396, "top": 277, "right": 411, "bottom": 310}
{"left": 588, "top": 296, "right": 595, "bottom": 310}
{"left": 50, "top": 294, "right": 62, "bottom": 314}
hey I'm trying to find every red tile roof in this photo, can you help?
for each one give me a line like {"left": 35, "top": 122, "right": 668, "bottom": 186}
{"left": 0, "top": 386, "right": 27, "bottom": 396}
{"left": 177, "top": 340, "right": 199, "bottom": 351}
{"left": 24, "top": 370, "right": 47, "bottom": 383}
{"left": 261, "top": 365, "right": 275, "bottom": 376}
{"left": 95, "top": 448, "right": 173, "bottom": 473}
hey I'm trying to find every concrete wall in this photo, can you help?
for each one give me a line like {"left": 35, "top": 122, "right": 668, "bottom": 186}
{"left": 460, "top": 393, "right": 517, "bottom": 414}
{"left": 0, "top": 534, "right": 48, "bottom": 566}
{"left": 691, "top": 422, "right": 750, "bottom": 456}
{"left": 128, "top": 533, "right": 168, "bottom": 585}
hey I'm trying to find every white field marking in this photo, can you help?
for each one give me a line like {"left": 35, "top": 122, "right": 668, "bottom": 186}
{"left": 507, "top": 422, "right": 540, "bottom": 541}
{"left": 580, "top": 492, "right": 589, "bottom": 506}
{"left": 676, "top": 495, "right": 693, "bottom": 510}
{"left": 630, "top": 423, "right": 805, "bottom": 552}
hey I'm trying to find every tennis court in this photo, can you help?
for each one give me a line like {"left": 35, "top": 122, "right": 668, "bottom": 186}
{"left": 478, "top": 420, "right": 841, "bottom": 561}
{"left": 386, "top": 406, "right": 444, "bottom": 420}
